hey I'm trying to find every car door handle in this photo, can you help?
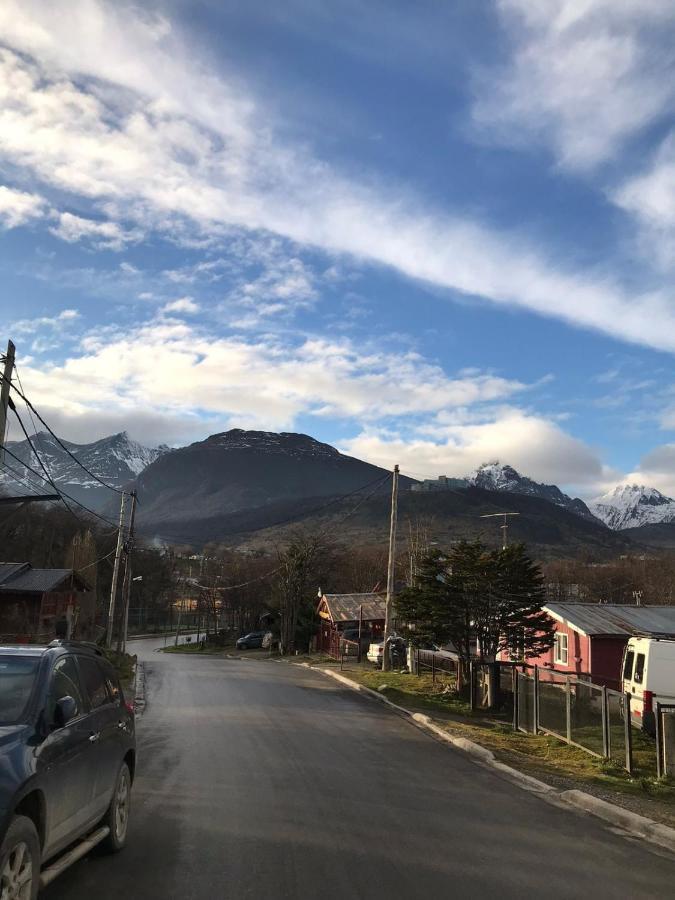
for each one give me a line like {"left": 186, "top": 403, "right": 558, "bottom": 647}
{"left": 117, "top": 721, "right": 128, "bottom": 731}
{"left": 89, "top": 732, "right": 101, "bottom": 743}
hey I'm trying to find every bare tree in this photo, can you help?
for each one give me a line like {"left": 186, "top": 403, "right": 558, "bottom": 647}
{"left": 275, "top": 532, "right": 326, "bottom": 654}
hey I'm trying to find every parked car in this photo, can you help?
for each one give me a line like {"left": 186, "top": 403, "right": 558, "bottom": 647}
{"left": 622, "top": 635, "right": 675, "bottom": 733}
{"left": 367, "top": 640, "right": 384, "bottom": 667}
{"left": 0, "top": 640, "right": 136, "bottom": 896}
{"left": 236, "top": 631, "right": 267, "bottom": 650}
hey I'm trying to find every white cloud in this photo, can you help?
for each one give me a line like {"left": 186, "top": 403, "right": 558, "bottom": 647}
{"left": 10, "top": 308, "right": 79, "bottom": 334}
{"left": 612, "top": 132, "right": 675, "bottom": 268}
{"left": 162, "top": 297, "right": 200, "bottom": 314}
{"left": 15, "top": 318, "right": 530, "bottom": 443}
{"left": 473, "top": 0, "right": 675, "bottom": 170}
{"left": 49, "top": 212, "right": 140, "bottom": 250}
{"left": 2, "top": 3, "right": 675, "bottom": 352}
{"left": 340, "top": 410, "right": 603, "bottom": 486}
{"left": 0, "top": 184, "right": 46, "bottom": 228}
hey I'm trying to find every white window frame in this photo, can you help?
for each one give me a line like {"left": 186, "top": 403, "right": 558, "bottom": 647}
{"left": 554, "top": 632, "right": 568, "bottom": 666}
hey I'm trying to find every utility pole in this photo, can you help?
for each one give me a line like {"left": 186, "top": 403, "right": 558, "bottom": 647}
{"left": 0, "top": 340, "right": 16, "bottom": 463}
{"left": 106, "top": 492, "right": 128, "bottom": 649}
{"left": 117, "top": 490, "right": 138, "bottom": 655}
{"left": 382, "top": 464, "right": 399, "bottom": 672}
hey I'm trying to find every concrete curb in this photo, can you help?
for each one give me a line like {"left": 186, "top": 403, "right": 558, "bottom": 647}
{"left": 134, "top": 661, "right": 146, "bottom": 716}
{"left": 560, "top": 790, "right": 675, "bottom": 853}
{"left": 316, "top": 666, "right": 675, "bottom": 853}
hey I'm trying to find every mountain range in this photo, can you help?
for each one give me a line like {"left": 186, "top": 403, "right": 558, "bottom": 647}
{"left": 1, "top": 431, "right": 165, "bottom": 509}
{"left": 4, "top": 426, "right": 675, "bottom": 553}
{"left": 590, "top": 484, "right": 675, "bottom": 530}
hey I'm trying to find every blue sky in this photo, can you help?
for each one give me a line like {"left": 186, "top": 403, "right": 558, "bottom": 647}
{"left": 3, "top": 1, "right": 675, "bottom": 499}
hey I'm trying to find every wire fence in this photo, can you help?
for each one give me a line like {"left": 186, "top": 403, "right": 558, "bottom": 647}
{"left": 514, "top": 667, "right": 634, "bottom": 772}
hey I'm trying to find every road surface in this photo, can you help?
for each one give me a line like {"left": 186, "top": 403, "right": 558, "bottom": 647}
{"left": 45, "top": 639, "right": 675, "bottom": 899}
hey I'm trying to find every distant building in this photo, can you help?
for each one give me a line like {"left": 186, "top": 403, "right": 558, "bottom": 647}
{"left": 316, "top": 592, "right": 385, "bottom": 657}
{"left": 0, "top": 563, "right": 94, "bottom": 642}
{"left": 410, "top": 475, "right": 468, "bottom": 492}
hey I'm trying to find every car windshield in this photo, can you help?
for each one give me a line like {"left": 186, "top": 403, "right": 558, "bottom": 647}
{"left": 0, "top": 655, "right": 40, "bottom": 725}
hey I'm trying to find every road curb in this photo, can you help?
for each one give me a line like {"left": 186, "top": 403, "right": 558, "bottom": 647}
{"left": 134, "top": 660, "right": 146, "bottom": 716}
{"left": 560, "top": 790, "right": 675, "bottom": 853}
{"left": 316, "top": 666, "right": 675, "bottom": 853}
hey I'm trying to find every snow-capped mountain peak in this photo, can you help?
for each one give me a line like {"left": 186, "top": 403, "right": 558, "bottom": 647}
{"left": 2, "top": 430, "right": 166, "bottom": 511}
{"left": 591, "top": 484, "right": 675, "bottom": 530}
{"left": 466, "top": 460, "right": 596, "bottom": 521}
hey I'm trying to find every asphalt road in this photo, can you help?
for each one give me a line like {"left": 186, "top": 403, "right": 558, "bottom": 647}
{"left": 45, "top": 640, "right": 675, "bottom": 899}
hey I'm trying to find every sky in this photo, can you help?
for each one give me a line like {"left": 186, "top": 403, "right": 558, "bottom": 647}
{"left": 3, "top": 1, "right": 675, "bottom": 500}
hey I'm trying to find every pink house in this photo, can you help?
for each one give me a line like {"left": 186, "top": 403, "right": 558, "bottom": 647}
{"left": 501, "top": 602, "right": 675, "bottom": 690}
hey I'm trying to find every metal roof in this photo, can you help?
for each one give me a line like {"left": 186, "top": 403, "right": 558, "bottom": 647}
{"left": 0, "top": 564, "right": 88, "bottom": 594}
{"left": 544, "top": 603, "right": 675, "bottom": 637}
{"left": 320, "top": 593, "right": 386, "bottom": 623}
{"left": 0, "top": 564, "right": 30, "bottom": 586}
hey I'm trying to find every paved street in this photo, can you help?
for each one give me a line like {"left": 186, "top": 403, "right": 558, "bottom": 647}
{"left": 45, "top": 640, "right": 675, "bottom": 899}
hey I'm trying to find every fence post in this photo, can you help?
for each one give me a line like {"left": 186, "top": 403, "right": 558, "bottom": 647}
{"left": 601, "top": 685, "right": 609, "bottom": 758}
{"left": 512, "top": 666, "right": 518, "bottom": 731}
{"left": 533, "top": 665, "right": 539, "bottom": 735}
{"left": 656, "top": 702, "right": 663, "bottom": 779}
{"left": 469, "top": 660, "right": 475, "bottom": 712}
{"left": 624, "top": 693, "right": 633, "bottom": 776}
{"left": 566, "top": 676, "right": 572, "bottom": 745}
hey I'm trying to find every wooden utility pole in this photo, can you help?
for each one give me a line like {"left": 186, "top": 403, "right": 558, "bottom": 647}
{"left": 106, "top": 492, "right": 127, "bottom": 648}
{"left": 118, "top": 490, "right": 138, "bottom": 655}
{"left": 382, "top": 464, "right": 399, "bottom": 672}
{"left": 0, "top": 340, "right": 16, "bottom": 463}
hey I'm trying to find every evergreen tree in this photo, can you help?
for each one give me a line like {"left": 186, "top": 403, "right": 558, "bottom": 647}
{"left": 396, "top": 539, "right": 554, "bottom": 677}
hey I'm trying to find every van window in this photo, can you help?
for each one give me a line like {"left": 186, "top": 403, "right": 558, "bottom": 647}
{"left": 623, "top": 650, "right": 635, "bottom": 680}
{"left": 634, "top": 653, "right": 645, "bottom": 684}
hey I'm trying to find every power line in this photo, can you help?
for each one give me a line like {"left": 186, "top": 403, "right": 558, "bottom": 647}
{"left": 2, "top": 444, "right": 119, "bottom": 532}
{"left": 0, "top": 371, "right": 124, "bottom": 495}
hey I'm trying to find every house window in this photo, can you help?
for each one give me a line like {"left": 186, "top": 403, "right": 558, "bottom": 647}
{"left": 554, "top": 632, "right": 568, "bottom": 665}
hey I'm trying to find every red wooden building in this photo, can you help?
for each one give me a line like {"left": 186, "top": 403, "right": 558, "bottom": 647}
{"left": 0, "top": 563, "right": 94, "bottom": 643}
{"left": 316, "top": 592, "right": 385, "bottom": 657}
{"left": 501, "top": 602, "right": 675, "bottom": 690}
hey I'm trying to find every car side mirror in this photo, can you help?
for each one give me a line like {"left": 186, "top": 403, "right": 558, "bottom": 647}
{"left": 54, "top": 696, "right": 78, "bottom": 728}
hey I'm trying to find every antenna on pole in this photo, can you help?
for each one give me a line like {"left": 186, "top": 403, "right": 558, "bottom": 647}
{"left": 480, "top": 512, "right": 521, "bottom": 550}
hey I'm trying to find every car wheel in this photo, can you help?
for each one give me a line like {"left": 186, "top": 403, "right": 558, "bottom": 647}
{"left": 102, "top": 763, "right": 132, "bottom": 853}
{"left": 0, "top": 815, "right": 40, "bottom": 900}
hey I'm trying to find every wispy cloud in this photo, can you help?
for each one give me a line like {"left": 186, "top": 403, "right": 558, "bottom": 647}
{"left": 0, "top": 3, "right": 674, "bottom": 353}
{"left": 0, "top": 184, "right": 46, "bottom": 228}
{"left": 50, "top": 211, "right": 141, "bottom": 250}
{"left": 473, "top": 0, "right": 675, "bottom": 171}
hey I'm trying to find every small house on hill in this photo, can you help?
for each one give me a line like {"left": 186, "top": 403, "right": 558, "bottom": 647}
{"left": 504, "top": 602, "right": 675, "bottom": 690}
{"left": 316, "top": 592, "right": 385, "bottom": 657}
{"left": 0, "top": 563, "right": 94, "bottom": 643}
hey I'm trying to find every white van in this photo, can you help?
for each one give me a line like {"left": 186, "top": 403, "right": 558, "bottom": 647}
{"left": 622, "top": 635, "right": 675, "bottom": 732}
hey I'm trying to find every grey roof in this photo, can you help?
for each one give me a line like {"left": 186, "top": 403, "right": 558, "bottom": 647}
{"left": 0, "top": 563, "right": 30, "bottom": 586}
{"left": 544, "top": 603, "right": 675, "bottom": 637}
{"left": 320, "top": 593, "right": 386, "bottom": 623}
{"left": 0, "top": 564, "right": 87, "bottom": 594}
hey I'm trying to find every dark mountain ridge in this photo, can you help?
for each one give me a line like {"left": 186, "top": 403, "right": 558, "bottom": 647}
{"left": 133, "top": 429, "right": 413, "bottom": 536}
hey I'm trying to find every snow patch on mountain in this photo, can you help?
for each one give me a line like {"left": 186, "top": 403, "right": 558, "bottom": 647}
{"left": 591, "top": 484, "right": 675, "bottom": 530}
{"left": 206, "top": 429, "right": 340, "bottom": 460}
{"left": 2, "top": 431, "right": 165, "bottom": 510}
{"left": 466, "top": 461, "right": 597, "bottom": 521}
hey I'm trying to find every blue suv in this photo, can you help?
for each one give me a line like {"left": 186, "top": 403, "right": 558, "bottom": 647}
{"left": 0, "top": 641, "right": 136, "bottom": 897}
